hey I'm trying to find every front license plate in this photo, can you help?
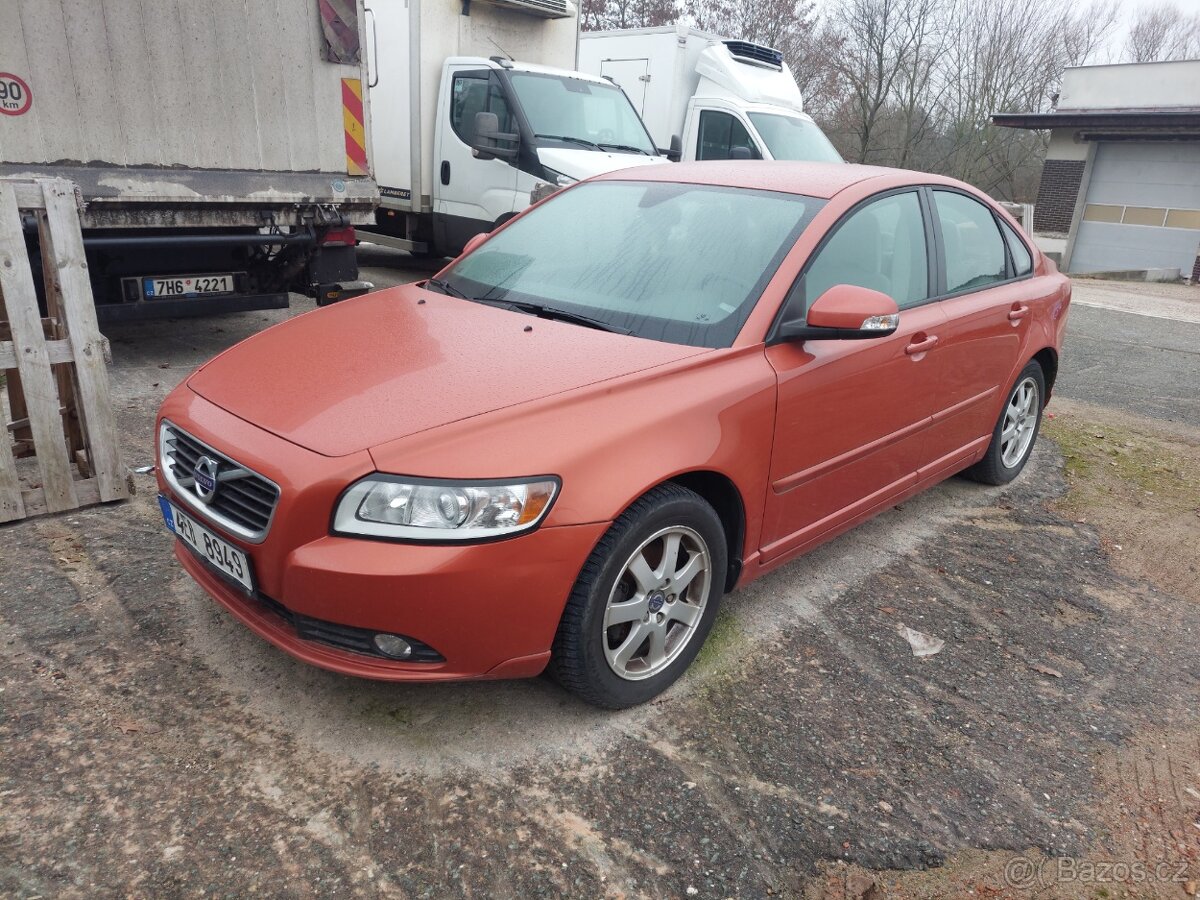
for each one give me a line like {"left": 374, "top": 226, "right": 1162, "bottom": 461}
{"left": 144, "top": 273, "right": 237, "bottom": 298}
{"left": 159, "top": 495, "right": 254, "bottom": 593}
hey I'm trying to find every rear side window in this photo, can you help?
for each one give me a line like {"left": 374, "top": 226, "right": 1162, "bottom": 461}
{"left": 796, "top": 190, "right": 930, "bottom": 313}
{"left": 697, "top": 110, "right": 761, "bottom": 161}
{"left": 1000, "top": 219, "right": 1033, "bottom": 276}
{"left": 933, "top": 190, "right": 1007, "bottom": 293}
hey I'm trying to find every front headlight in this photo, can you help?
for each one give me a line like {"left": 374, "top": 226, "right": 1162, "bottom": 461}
{"left": 332, "top": 476, "right": 559, "bottom": 541}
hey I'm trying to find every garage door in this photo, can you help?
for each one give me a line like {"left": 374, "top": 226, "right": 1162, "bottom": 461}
{"left": 1070, "top": 142, "right": 1200, "bottom": 275}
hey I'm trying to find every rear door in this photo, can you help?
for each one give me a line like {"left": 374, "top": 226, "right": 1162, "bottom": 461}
{"left": 600, "top": 58, "right": 650, "bottom": 116}
{"left": 920, "top": 189, "right": 1039, "bottom": 474}
{"left": 761, "top": 189, "right": 946, "bottom": 561}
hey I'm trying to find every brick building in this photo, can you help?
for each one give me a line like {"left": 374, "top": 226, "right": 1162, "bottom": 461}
{"left": 993, "top": 59, "right": 1200, "bottom": 279}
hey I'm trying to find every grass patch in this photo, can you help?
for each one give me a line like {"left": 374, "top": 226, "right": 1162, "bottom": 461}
{"left": 1043, "top": 415, "right": 1200, "bottom": 500}
{"left": 692, "top": 606, "right": 747, "bottom": 677}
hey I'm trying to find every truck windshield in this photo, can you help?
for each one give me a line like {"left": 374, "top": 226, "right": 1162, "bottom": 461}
{"left": 438, "top": 181, "right": 821, "bottom": 348}
{"left": 508, "top": 72, "right": 657, "bottom": 156}
{"left": 748, "top": 113, "right": 842, "bottom": 163}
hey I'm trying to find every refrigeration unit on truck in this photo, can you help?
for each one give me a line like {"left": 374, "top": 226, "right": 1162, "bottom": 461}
{"left": 0, "top": 0, "right": 378, "bottom": 321}
{"left": 579, "top": 24, "right": 842, "bottom": 165}
{"left": 363, "top": 0, "right": 669, "bottom": 258}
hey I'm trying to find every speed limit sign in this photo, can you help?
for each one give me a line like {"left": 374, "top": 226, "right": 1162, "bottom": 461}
{"left": 0, "top": 73, "right": 32, "bottom": 116}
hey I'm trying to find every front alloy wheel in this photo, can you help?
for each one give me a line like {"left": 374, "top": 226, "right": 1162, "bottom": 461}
{"left": 603, "top": 526, "right": 712, "bottom": 680}
{"left": 550, "top": 483, "right": 727, "bottom": 708}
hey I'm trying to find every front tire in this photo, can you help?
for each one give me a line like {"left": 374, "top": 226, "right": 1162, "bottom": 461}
{"left": 549, "top": 483, "right": 727, "bottom": 709}
{"left": 965, "top": 361, "right": 1045, "bottom": 485}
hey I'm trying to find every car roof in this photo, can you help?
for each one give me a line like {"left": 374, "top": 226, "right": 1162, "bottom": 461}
{"left": 593, "top": 161, "right": 940, "bottom": 200}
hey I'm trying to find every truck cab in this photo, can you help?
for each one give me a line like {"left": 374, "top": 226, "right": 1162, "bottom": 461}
{"left": 365, "top": 0, "right": 668, "bottom": 259}
{"left": 579, "top": 25, "right": 842, "bottom": 166}
{"left": 430, "top": 58, "right": 667, "bottom": 254}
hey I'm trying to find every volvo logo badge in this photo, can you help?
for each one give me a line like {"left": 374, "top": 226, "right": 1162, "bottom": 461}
{"left": 193, "top": 456, "right": 219, "bottom": 504}
{"left": 647, "top": 591, "right": 666, "bottom": 613}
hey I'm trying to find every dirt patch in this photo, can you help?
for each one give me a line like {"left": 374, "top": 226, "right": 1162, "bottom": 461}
{"left": 1044, "top": 398, "right": 1200, "bottom": 601}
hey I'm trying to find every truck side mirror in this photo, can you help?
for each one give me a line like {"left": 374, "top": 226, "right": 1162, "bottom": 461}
{"left": 730, "top": 145, "right": 752, "bottom": 160}
{"left": 663, "top": 134, "right": 682, "bottom": 162}
{"left": 471, "top": 111, "right": 519, "bottom": 161}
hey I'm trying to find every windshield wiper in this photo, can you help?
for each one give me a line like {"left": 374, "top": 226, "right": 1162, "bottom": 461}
{"left": 534, "top": 133, "right": 603, "bottom": 152}
{"left": 474, "top": 296, "right": 631, "bottom": 335}
{"left": 423, "top": 277, "right": 471, "bottom": 300}
{"left": 512, "top": 301, "right": 633, "bottom": 335}
{"left": 599, "top": 142, "right": 651, "bottom": 156}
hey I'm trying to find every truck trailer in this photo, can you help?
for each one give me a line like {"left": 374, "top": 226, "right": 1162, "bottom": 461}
{"left": 0, "top": 0, "right": 378, "bottom": 321}
{"left": 364, "top": 0, "right": 669, "bottom": 258}
{"left": 579, "top": 25, "right": 842, "bottom": 165}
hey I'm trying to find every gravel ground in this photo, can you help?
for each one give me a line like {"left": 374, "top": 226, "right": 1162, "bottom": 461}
{"left": 1, "top": 264, "right": 1198, "bottom": 897}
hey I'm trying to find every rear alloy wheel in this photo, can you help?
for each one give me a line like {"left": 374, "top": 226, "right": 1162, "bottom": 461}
{"left": 550, "top": 483, "right": 726, "bottom": 708}
{"left": 966, "top": 361, "right": 1045, "bottom": 485}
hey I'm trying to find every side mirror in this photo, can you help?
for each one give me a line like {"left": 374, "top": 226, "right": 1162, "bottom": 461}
{"left": 471, "top": 111, "right": 518, "bottom": 160}
{"left": 777, "top": 284, "right": 900, "bottom": 341}
{"left": 460, "top": 232, "right": 488, "bottom": 256}
{"left": 730, "top": 145, "right": 753, "bottom": 160}
{"left": 663, "top": 134, "right": 682, "bottom": 162}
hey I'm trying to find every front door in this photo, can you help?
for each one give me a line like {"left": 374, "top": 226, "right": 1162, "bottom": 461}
{"left": 433, "top": 66, "right": 519, "bottom": 254}
{"left": 761, "top": 189, "right": 946, "bottom": 561}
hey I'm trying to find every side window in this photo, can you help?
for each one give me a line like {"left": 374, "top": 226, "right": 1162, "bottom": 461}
{"left": 1000, "top": 219, "right": 1033, "bottom": 276}
{"left": 696, "top": 110, "right": 761, "bottom": 161}
{"left": 932, "top": 191, "right": 1008, "bottom": 293}
{"left": 450, "top": 73, "right": 512, "bottom": 145}
{"left": 793, "top": 191, "right": 930, "bottom": 316}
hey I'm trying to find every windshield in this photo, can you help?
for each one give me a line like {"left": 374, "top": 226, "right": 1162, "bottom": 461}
{"left": 748, "top": 113, "right": 842, "bottom": 163}
{"left": 440, "top": 181, "right": 821, "bottom": 348}
{"left": 508, "top": 72, "right": 657, "bottom": 156}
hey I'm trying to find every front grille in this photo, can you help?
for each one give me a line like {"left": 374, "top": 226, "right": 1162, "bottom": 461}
{"left": 723, "top": 40, "right": 784, "bottom": 69}
{"left": 160, "top": 421, "right": 280, "bottom": 543}
{"left": 254, "top": 593, "right": 444, "bottom": 663}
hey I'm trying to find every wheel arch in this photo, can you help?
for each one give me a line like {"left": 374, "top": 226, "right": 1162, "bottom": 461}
{"left": 665, "top": 470, "right": 746, "bottom": 592}
{"left": 1032, "top": 347, "right": 1058, "bottom": 399}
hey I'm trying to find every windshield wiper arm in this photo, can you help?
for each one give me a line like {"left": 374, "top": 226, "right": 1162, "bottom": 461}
{"left": 509, "top": 301, "right": 633, "bottom": 335}
{"left": 598, "top": 142, "right": 651, "bottom": 156}
{"left": 423, "top": 277, "right": 471, "bottom": 300}
{"left": 534, "top": 133, "right": 603, "bottom": 152}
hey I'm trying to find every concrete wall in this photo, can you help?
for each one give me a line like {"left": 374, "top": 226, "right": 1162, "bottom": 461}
{"left": 1058, "top": 60, "right": 1200, "bottom": 111}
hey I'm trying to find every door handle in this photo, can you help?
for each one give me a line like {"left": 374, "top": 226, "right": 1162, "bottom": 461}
{"left": 1008, "top": 305, "right": 1030, "bottom": 321}
{"left": 440, "top": 161, "right": 450, "bottom": 185}
{"left": 905, "top": 335, "right": 939, "bottom": 355}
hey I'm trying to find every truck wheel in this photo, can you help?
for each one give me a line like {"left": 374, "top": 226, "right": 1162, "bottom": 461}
{"left": 550, "top": 483, "right": 726, "bottom": 709}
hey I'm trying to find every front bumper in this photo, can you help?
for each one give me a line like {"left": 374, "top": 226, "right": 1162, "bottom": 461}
{"left": 160, "top": 389, "right": 607, "bottom": 681}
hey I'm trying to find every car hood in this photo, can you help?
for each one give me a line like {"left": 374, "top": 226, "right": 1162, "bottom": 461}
{"left": 536, "top": 146, "right": 669, "bottom": 181}
{"left": 187, "top": 285, "right": 707, "bottom": 457}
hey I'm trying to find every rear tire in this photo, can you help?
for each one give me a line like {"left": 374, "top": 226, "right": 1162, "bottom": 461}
{"left": 549, "top": 483, "right": 727, "bottom": 709}
{"left": 965, "top": 361, "right": 1045, "bottom": 485}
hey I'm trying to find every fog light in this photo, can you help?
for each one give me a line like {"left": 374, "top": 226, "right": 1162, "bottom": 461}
{"left": 372, "top": 633, "right": 413, "bottom": 659}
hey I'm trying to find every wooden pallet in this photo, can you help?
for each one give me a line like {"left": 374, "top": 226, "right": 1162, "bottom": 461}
{"left": 0, "top": 177, "right": 129, "bottom": 523}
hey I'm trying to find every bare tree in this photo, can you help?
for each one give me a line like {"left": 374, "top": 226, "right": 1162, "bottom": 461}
{"left": 582, "top": 0, "right": 678, "bottom": 31}
{"left": 1123, "top": 3, "right": 1200, "bottom": 62}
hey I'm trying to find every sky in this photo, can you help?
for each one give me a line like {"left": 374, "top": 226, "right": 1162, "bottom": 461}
{"left": 1102, "top": 0, "right": 1200, "bottom": 61}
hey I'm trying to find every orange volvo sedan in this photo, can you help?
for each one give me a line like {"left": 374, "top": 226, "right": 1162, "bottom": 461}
{"left": 156, "top": 162, "right": 1069, "bottom": 708}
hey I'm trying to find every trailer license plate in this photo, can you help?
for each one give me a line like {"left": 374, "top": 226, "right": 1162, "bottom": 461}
{"left": 144, "top": 274, "right": 236, "bottom": 298}
{"left": 159, "top": 496, "right": 254, "bottom": 593}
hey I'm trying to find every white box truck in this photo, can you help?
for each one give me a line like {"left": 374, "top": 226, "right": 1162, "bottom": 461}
{"left": 364, "top": 0, "right": 668, "bottom": 257}
{"left": 0, "top": 0, "right": 379, "bottom": 321}
{"left": 578, "top": 25, "right": 842, "bottom": 165}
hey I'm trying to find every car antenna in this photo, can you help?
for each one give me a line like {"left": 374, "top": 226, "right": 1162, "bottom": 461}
{"left": 489, "top": 37, "right": 514, "bottom": 62}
